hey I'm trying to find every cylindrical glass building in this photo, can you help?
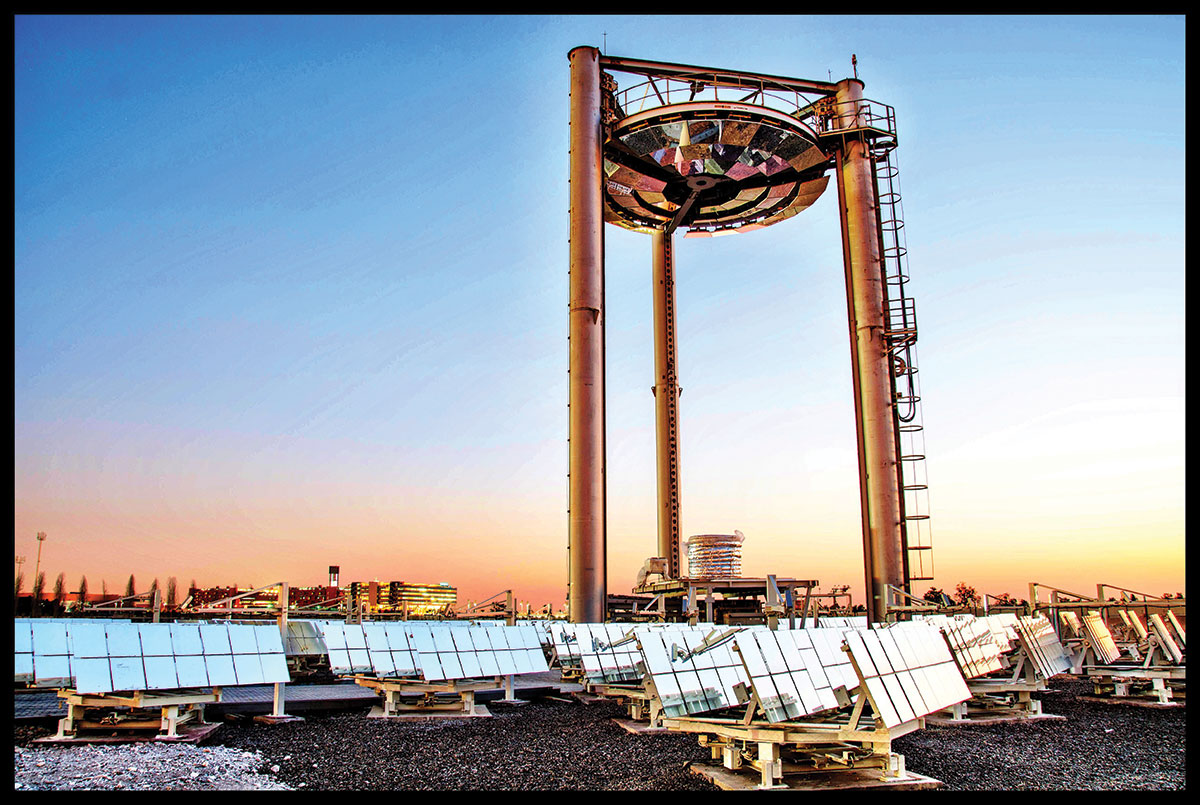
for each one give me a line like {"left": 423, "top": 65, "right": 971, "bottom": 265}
{"left": 685, "top": 532, "right": 744, "bottom": 579}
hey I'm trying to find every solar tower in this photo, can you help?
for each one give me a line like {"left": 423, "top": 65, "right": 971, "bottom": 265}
{"left": 567, "top": 48, "right": 932, "bottom": 623}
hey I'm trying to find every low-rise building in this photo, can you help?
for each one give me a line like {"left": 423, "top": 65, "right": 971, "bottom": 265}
{"left": 187, "top": 584, "right": 340, "bottom": 609}
{"left": 345, "top": 580, "right": 457, "bottom": 615}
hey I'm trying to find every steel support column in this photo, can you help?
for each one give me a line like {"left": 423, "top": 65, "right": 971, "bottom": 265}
{"left": 274, "top": 582, "right": 289, "bottom": 717}
{"left": 567, "top": 46, "right": 606, "bottom": 623}
{"left": 651, "top": 228, "right": 682, "bottom": 579}
{"left": 834, "top": 78, "right": 904, "bottom": 624}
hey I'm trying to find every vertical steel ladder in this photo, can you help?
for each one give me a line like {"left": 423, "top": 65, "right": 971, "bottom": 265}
{"left": 870, "top": 137, "right": 935, "bottom": 588}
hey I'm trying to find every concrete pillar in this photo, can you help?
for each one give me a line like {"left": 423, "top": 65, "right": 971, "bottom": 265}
{"left": 567, "top": 46, "right": 606, "bottom": 623}
{"left": 651, "top": 229, "right": 682, "bottom": 579}
{"left": 834, "top": 78, "right": 905, "bottom": 624}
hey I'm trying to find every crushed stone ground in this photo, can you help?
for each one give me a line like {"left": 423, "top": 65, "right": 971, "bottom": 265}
{"left": 13, "top": 739, "right": 291, "bottom": 790}
{"left": 13, "top": 678, "right": 1185, "bottom": 790}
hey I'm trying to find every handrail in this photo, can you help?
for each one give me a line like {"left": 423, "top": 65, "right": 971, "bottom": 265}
{"left": 194, "top": 581, "right": 286, "bottom": 610}
{"left": 460, "top": 589, "right": 511, "bottom": 612}
{"left": 88, "top": 590, "right": 157, "bottom": 609}
{"left": 599, "top": 54, "right": 838, "bottom": 96}
{"left": 1029, "top": 582, "right": 1095, "bottom": 608}
{"left": 609, "top": 74, "right": 831, "bottom": 124}
{"left": 815, "top": 97, "right": 897, "bottom": 137}
{"left": 606, "top": 72, "right": 899, "bottom": 146}
{"left": 1096, "top": 583, "right": 1180, "bottom": 603}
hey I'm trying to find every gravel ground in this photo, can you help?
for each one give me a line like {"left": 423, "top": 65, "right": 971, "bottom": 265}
{"left": 13, "top": 737, "right": 291, "bottom": 790}
{"left": 211, "top": 700, "right": 715, "bottom": 790}
{"left": 894, "top": 678, "right": 1187, "bottom": 790}
{"left": 13, "top": 677, "right": 1185, "bottom": 790}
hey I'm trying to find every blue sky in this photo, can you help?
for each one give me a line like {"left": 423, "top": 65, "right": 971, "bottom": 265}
{"left": 14, "top": 15, "right": 1185, "bottom": 605}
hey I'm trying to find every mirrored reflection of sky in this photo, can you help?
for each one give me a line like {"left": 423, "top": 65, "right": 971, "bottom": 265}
{"left": 15, "top": 15, "right": 1184, "bottom": 608}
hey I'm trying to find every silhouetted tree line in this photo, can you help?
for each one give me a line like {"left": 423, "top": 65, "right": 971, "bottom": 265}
{"left": 13, "top": 569, "right": 183, "bottom": 616}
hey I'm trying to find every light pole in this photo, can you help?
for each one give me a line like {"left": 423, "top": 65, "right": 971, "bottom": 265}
{"left": 14, "top": 555, "right": 26, "bottom": 616}
{"left": 33, "top": 532, "right": 47, "bottom": 592}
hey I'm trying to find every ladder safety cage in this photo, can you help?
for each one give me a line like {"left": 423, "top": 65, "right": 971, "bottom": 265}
{"left": 849, "top": 99, "right": 934, "bottom": 588}
{"left": 814, "top": 95, "right": 934, "bottom": 589}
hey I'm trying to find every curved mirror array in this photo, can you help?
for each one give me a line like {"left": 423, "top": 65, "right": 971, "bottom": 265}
{"left": 603, "top": 105, "right": 831, "bottom": 236}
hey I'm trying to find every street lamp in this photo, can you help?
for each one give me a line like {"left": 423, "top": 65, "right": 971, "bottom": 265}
{"left": 34, "top": 532, "right": 47, "bottom": 593}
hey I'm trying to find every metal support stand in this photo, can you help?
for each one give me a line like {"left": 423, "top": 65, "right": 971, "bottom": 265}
{"left": 932, "top": 682, "right": 1056, "bottom": 724}
{"left": 494, "top": 674, "right": 527, "bottom": 706}
{"left": 587, "top": 680, "right": 668, "bottom": 732}
{"left": 273, "top": 682, "right": 285, "bottom": 717}
{"left": 1085, "top": 669, "right": 1185, "bottom": 706}
{"left": 41, "top": 688, "right": 222, "bottom": 744}
{"left": 255, "top": 582, "right": 304, "bottom": 724}
{"left": 650, "top": 633, "right": 942, "bottom": 790}
{"left": 675, "top": 710, "right": 937, "bottom": 791}
{"left": 353, "top": 675, "right": 497, "bottom": 719}
{"left": 929, "top": 649, "right": 1063, "bottom": 724}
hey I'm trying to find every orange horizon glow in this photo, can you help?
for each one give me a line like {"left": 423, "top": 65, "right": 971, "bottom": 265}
{"left": 13, "top": 503, "right": 1186, "bottom": 613}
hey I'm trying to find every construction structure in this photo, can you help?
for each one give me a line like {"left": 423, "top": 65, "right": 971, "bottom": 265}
{"left": 631, "top": 572, "right": 819, "bottom": 627}
{"left": 567, "top": 49, "right": 932, "bottom": 623}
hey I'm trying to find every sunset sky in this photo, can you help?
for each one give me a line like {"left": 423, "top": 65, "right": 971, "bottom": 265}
{"left": 14, "top": 15, "right": 1185, "bottom": 610}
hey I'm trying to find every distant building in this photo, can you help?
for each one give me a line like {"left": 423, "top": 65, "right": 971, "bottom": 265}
{"left": 187, "top": 585, "right": 340, "bottom": 609}
{"left": 179, "top": 580, "right": 454, "bottom": 614}
{"left": 346, "top": 581, "right": 457, "bottom": 615}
